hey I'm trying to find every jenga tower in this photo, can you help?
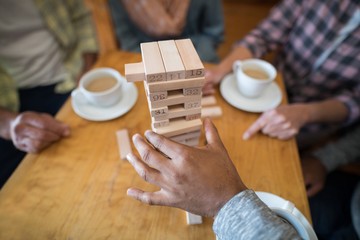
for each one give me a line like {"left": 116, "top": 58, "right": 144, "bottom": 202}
{"left": 125, "top": 39, "right": 204, "bottom": 224}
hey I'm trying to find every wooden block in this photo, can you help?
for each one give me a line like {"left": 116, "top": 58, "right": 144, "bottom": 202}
{"left": 150, "top": 106, "right": 168, "bottom": 117}
{"left": 125, "top": 62, "right": 145, "bottom": 82}
{"left": 148, "top": 91, "right": 168, "bottom": 102}
{"left": 175, "top": 39, "right": 204, "bottom": 79}
{"left": 148, "top": 93, "right": 201, "bottom": 109}
{"left": 152, "top": 106, "right": 201, "bottom": 121}
{"left": 186, "top": 113, "right": 201, "bottom": 121}
{"left": 141, "top": 42, "right": 166, "bottom": 83}
{"left": 183, "top": 87, "right": 202, "bottom": 96}
{"left": 116, "top": 129, "right": 132, "bottom": 160}
{"left": 158, "top": 40, "right": 185, "bottom": 80}
{"left": 184, "top": 101, "right": 201, "bottom": 109}
{"left": 147, "top": 77, "right": 204, "bottom": 92}
{"left": 186, "top": 212, "right": 202, "bottom": 225}
{"left": 153, "top": 118, "right": 202, "bottom": 138}
{"left": 170, "top": 130, "right": 201, "bottom": 143}
{"left": 152, "top": 119, "right": 169, "bottom": 129}
{"left": 201, "top": 106, "right": 222, "bottom": 118}
{"left": 201, "top": 96, "right": 216, "bottom": 106}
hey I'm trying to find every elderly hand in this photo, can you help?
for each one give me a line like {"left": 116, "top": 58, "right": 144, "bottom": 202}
{"left": 202, "top": 69, "right": 224, "bottom": 96}
{"left": 301, "top": 156, "right": 327, "bottom": 197}
{"left": 127, "top": 118, "right": 247, "bottom": 217}
{"left": 10, "top": 111, "right": 70, "bottom": 153}
{"left": 243, "top": 104, "right": 310, "bottom": 140}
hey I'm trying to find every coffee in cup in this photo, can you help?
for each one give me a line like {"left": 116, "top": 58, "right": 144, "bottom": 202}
{"left": 79, "top": 68, "right": 123, "bottom": 107}
{"left": 233, "top": 59, "right": 277, "bottom": 98}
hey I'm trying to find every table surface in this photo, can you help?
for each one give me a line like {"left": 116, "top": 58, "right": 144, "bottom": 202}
{"left": 0, "top": 51, "right": 310, "bottom": 240}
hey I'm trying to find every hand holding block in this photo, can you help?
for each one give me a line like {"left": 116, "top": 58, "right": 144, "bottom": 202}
{"left": 125, "top": 62, "right": 145, "bottom": 82}
{"left": 116, "top": 129, "right": 132, "bottom": 160}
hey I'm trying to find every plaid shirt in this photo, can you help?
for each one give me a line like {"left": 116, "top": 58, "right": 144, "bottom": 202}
{"left": 238, "top": 0, "right": 360, "bottom": 132}
{"left": 0, "top": 0, "right": 98, "bottom": 112}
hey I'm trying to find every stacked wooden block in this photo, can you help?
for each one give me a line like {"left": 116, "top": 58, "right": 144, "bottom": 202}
{"left": 125, "top": 39, "right": 204, "bottom": 224}
{"left": 125, "top": 39, "right": 204, "bottom": 147}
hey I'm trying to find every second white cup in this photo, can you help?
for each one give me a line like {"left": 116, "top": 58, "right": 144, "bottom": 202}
{"left": 233, "top": 59, "right": 277, "bottom": 98}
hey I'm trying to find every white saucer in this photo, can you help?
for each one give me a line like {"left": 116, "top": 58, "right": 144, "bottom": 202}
{"left": 71, "top": 81, "right": 138, "bottom": 121}
{"left": 256, "top": 191, "right": 317, "bottom": 240}
{"left": 220, "top": 73, "right": 282, "bottom": 113}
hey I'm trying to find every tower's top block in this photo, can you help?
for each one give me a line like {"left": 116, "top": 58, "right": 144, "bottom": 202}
{"left": 125, "top": 39, "right": 204, "bottom": 84}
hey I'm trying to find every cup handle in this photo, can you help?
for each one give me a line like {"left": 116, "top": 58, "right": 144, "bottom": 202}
{"left": 232, "top": 60, "right": 242, "bottom": 73}
{"left": 71, "top": 88, "right": 88, "bottom": 105}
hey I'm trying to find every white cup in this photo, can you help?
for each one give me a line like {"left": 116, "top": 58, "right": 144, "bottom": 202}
{"left": 78, "top": 68, "right": 123, "bottom": 107}
{"left": 233, "top": 59, "right": 277, "bottom": 98}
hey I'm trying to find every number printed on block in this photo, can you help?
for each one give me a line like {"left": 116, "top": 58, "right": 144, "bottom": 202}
{"left": 151, "top": 106, "right": 168, "bottom": 117}
{"left": 183, "top": 87, "right": 201, "bottom": 96}
{"left": 184, "top": 101, "right": 201, "bottom": 109}
{"left": 152, "top": 119, "right": 169, "bottom": 128}
{"left": 186, "top": 113, "right": 201, "bottom": 121}
{"left": 187, "top": 69, "right": 204, "bottom": 78}
{"left": 149, "top": 91, "right": 167, "bottom": 102}
{"left": 147, "top": 74, "right": 165, "bottom": 83}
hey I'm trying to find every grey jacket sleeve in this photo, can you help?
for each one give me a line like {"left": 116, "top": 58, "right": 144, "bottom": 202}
{"left": 213, "top": 190, "right": 301, "bottom": 240}
{"left": 313, "top": 124, "right": 360, "bottom": 172}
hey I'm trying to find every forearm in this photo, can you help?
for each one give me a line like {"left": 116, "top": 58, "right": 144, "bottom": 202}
{"left": 213, "top": 190, "right": 300, "bottom": 240}
{"left": 305, "top": 99, "right": 348, "bottom": 124}
{"left": 0, "top": 107, "right": 17, "bottom": 140}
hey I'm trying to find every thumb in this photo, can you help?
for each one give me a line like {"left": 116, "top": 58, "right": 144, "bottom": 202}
{"left": 204, "top": 118, "right": 223, "bottom": 147}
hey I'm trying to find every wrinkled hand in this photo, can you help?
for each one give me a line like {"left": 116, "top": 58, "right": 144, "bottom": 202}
{"left": 202, "top": 69, "right": 224, "bottom": 96}
{"left": 10, "top": 111, "right": 70, "bottom": 153}
{"left": 243, "top": 104, "right": 310, "bottom": 140}
{"left": 301, "top": 156, "right": 327, "bottom": 197}
{"left": 127, "top": 118, "right": 247, "bottom": 217}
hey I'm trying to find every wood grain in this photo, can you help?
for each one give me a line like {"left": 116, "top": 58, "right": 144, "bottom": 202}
{"left": 0, "top": 51, "right": 310, "bottom": 240}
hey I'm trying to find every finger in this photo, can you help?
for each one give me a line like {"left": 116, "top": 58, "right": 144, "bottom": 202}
{"left": 243, "top": 115, "right": 268, "bottom": 140}
{"left": 261, "top": 116, "right": 289, "bottom": 134}
{"left": 144, "top": 130, "right": 182, "bottom": 159}
{"left": 16, "top": 137, "right": 49, "bottom": 153}
{"left": 271, "top": 129, "right": 298, "bottom": 140}
{"left": 18, "top": 124, "right": 61, "bottom": 143}
{"left": 307, "top": 183, "right": 323, "bottom": 197}
{"left": 24, "top": 113, "right": 70, "bottom": 137}
{"left": 127, "top": 152, "right": 162, "bottom": 186}
{"left": 127, "top": 188, "right": 170, "bottom": 207}
{"left": 203, "top": 118, "right": 223, "bottom": 147}
{"left": 132, "top": 134, "right": 171, "bottom": 171}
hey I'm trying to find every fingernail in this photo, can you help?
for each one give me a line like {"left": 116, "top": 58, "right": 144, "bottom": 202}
{"left": 243, "top": 133, "right": 249, "bottom": 140}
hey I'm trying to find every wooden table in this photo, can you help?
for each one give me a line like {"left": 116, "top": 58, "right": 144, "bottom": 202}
{"left": 0, "top": 51, "right": 310, "bottom": 239}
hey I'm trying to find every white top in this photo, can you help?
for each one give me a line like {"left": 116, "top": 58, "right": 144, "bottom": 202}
{"left": 0, "top": 0, "right": 67, "bottom": 88}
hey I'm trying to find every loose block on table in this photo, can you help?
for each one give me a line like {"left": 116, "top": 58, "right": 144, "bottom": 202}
{"left": 141, "top": 42, "right": 166, "bottom": 83}
{"left": 116, "top": 129, "right": 132, "bottom": 160}
{"left": 186, "top": 212, "right": 203, "bottom": 225}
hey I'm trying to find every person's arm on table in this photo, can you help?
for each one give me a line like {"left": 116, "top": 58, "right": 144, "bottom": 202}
{"left": 243, "top": 98, "right": 349, "bottom": 140}
{"left": 203, "top": 0, "right": 303, "bottom": 95}
{"left": 127, "top": 118, "right": 300, "bottom": 239}
{"left": 0, "top": 107, "right": 70, "bottom": 153}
